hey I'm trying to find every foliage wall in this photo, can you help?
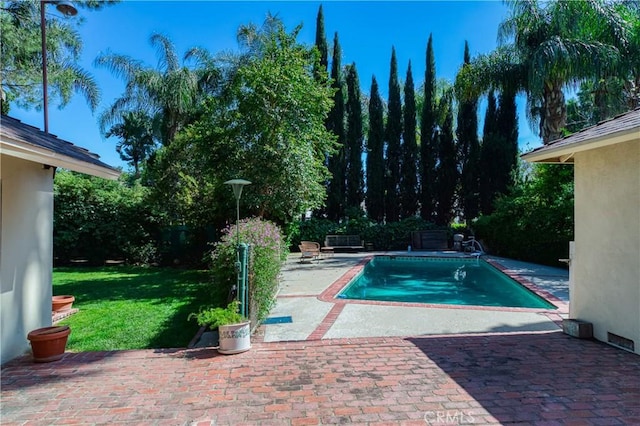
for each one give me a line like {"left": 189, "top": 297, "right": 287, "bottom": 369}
{"left": 53, "top": 170, "right": 161, "bottom": 265}
{"left": 473, "top": 164, "right": 574, "bottom": 266}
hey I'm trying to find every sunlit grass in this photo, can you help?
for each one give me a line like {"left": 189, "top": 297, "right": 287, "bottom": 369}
{"left": 53, "top": 266, "right": 219, "bottom": 352}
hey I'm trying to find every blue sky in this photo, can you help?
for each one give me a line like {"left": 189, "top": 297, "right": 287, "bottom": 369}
{"left": 10, "top": 1, "right": 541, "bottom": 170}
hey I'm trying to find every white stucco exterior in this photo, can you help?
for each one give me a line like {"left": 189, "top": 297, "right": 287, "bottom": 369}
{"left": 573, "top": 141, "right": 640, "bottom": 353}
{"left": 522, "top": 108, "right": 640, "bottom": 354}
{"left": 1, "top": 115, "right": 119, "bottom": 364}
{"left": 1, "top": 156, "right": 55, "bottom": 363}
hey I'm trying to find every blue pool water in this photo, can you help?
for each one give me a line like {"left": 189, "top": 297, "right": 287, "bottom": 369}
{"left": 338, "top": 256, "right": 556, "bottom": 309}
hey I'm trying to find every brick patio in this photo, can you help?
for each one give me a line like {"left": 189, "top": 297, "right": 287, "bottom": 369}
{"left": 2, "top": 331, "right": 639, "bottom": 425}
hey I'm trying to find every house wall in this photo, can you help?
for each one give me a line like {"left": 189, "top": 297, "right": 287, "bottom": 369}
{"left": 573, "top": 139, "right": 640, "bottom": 354}
{"left": 1, "top": 155, "right": 54, "bottom": 364}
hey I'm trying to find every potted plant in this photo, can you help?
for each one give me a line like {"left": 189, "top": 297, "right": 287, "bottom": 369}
{"left": 189, "top": 300, "right": 251, "bottom": 354}
{"left": 52, "top": 295, "right": 75, "bottom": 312}
{"left": 27, "top": 325, "right": 71, "bottom": 362}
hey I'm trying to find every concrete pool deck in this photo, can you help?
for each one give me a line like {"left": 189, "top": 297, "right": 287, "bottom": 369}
{"left": 259, "top": 251, "right": 570, "bottom": 343}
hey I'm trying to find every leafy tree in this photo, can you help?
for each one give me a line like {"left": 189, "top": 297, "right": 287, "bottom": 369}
{"left": 456, "top": 0, "right": 634, "bottom": 144}
{"left": 474, "top": 163, "right": 574, "bottom": 266}
{"left": 456, "top": 41, "right": 481, "bottom": 221}
{"left": 434, "top": 91, "right": 457, "bottom": 225}
{"left": 152, "top": 19, "right": 335, "bottom": 226}
{"left": 106, "top": 111, "right": 156, "bottom": 178}
{"left": 345, "top": 63, "right": 364, "bottom": 211}
{"left": 95, "top": 33, "right": 211, "bottom": 146}
{"left": 325, "top": 33, "right": 347, "bottom": 220}
{"left": 566, "top": 78, "right": 634, "bottom": 132}
{"left": 385, "top": 47, "right": 402, "bottom": 222}
{"left": 312, "top": 5, "right": 328, "bottom": 82}
{"left": 366, "top": 76, "right": 385, "bottom": 222}
{"left": 420, "top": 34, "right": 438, "bottom": 221}
{"left": 400, "top": 60, "right": 419, "bottom": 219}
{"left": 0, "top": 1, "right": 117, "bottom": 111}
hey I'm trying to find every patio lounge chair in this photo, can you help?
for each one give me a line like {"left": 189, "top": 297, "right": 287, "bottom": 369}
{"left": 299, "top": 241, "right": 321, "bottom": 263}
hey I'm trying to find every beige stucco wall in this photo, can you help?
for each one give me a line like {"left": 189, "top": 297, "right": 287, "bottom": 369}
{"left": 573, "top": 139, "right": 640, "bottom": 354}
{"left": 1, "top": 155, "right": 54, "bottom": 364}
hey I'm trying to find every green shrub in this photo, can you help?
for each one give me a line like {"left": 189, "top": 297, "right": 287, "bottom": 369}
{"left": 210, "top": 218, "right": 285, "bottom": 326}
{"left": 188, "top": 300, "right": 245, "bottom": 328}
{"left": 287, "top": 217, "right": 338, "bottom": 248}
{"left": 472, "top": 164, "right": 574, "bottom": 266}
{"left": 54, "top": 170, "right": 161, "bottom": 265}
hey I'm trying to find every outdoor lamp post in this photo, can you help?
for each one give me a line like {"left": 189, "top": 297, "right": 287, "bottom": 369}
{"left": 224, "top": 179, "right": 251, "bottom": 317}
{"left": 224, "top": 179, "right": 252, "bottom": 245}
{"left": 41, "top": 1, "right": 78, "bottom": 133}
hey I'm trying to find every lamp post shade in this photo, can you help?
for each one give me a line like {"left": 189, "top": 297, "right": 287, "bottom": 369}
{"left": 54, "top": 1, "right": 78, "bottom": 16}
{"left": 224, "top": 179, "right": 251, "bottom": 200}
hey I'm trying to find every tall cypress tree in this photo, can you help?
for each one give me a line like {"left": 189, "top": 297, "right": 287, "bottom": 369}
{"left": 345, "top": 63, "right": 364, "bottom": 212}
{"left": 479, "top": 90, "right": 498, "bottom": 214}
{"left": 366, "top": 75, "right": 385, "bottom": 222}
{"left": 313, "top": 5, "right": 328, "bottom": 82}
{"left": 400, "top": 60, "right": 419, "bottom": 218}
{"left": 495, "top": 87, "right": 519, "bottom": 195}
{"left": 480, "top": 89, "right": 518, "bottom": 215}
{"left": 420, "top": 34, "right": 438, "bottom": 221}
{"left": 312, "top": 5, "right": 329, "bottom": 218}
{"left": 385, "top": 47, "right": 402, "bottom": 222}
{"left": 456, "top": 41, "right": 481, "bottom": 221}
{"left": 325, "top": 33, "right": 346, "bottom": 220}
{"left": 435, "top": 92, "right": 458, "bottom": 225}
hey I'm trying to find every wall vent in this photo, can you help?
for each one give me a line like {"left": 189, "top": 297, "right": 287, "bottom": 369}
{"left": 607, "top": 332, "right": 635, "bottom": 352}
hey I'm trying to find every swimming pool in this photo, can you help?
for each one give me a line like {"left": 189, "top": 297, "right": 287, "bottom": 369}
{"left": 337, "top": 256, "right": 556, "bottom": 309}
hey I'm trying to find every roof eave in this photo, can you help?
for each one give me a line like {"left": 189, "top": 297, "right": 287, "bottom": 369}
{"left": 521, "top": 127, "right": 639, "bottom": 164}
{"left": 1, "top": 139, "right": 121, "bottom": 180}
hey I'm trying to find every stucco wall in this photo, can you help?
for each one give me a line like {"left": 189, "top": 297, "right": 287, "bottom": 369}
{"left": 573, "top": 139, "right": 640, "bottom": 354}
{"left": 1, "top": 155, "right": 54, "bottom": 364}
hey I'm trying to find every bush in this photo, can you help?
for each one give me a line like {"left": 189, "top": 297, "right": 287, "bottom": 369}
{"left": 54, "top": 171, "right": 161, "bottom": 265}
{"left": 210, "top": 218, "right": 285, "bottom": 326}
{"left": 472, "top": 164, "right": 574, "bottom": 266}
{"left": 189, "top": 300, "right": 245, "bottom": 328}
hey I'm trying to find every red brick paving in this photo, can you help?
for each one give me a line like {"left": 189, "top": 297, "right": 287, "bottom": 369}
{"left": 2, "top": 332, "right": 639, "bottom": 425}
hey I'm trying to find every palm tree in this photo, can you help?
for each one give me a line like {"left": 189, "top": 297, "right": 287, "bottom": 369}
{"left": 456, "top": 0, "right": 634, "bottom": 144}
{"left": 95, "top": 33, "right": 209, "bottom": 146}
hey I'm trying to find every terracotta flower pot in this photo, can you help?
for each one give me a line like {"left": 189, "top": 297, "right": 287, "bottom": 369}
{"left": 27, "top": 326, "right": 71, "bottom": 362}
{"left": 52, "top": 295, "right": 75, "bottom": 312}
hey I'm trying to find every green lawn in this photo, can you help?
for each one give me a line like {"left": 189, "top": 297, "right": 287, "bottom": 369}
{"left": 53, "top": 266, "right": 218, "bottom": 352}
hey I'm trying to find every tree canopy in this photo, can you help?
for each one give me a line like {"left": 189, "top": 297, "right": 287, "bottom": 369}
{"left": 147, "top": 19, "right": 335, "bottom": 226}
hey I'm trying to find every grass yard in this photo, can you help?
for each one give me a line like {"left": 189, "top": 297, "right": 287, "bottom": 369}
{"left": 53, "top": 266, "right": 218, "bottom": 352}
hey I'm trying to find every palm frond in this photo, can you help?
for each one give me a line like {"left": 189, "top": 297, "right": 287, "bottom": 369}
{"left": 150, "top": 33, "right": 180, "bottom": 72}
{"left": 67, "top": 64, "right": 100, "bottom": 111}
{"left": 94, "top": 52, "right": 143, "bottom": 81}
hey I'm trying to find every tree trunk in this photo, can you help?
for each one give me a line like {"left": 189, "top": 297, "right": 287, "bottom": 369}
{"left": 542, "top": 82, "right": 566, "bottom": 144}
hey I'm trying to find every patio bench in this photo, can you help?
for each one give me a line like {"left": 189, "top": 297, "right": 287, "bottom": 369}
{"left": 324, "top": 235, "right": 364, "bottom": 252}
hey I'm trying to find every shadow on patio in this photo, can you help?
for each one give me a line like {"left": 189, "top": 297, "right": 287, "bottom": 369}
{"left": 406, "top": 331, "right": 640, "bottom": 423}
